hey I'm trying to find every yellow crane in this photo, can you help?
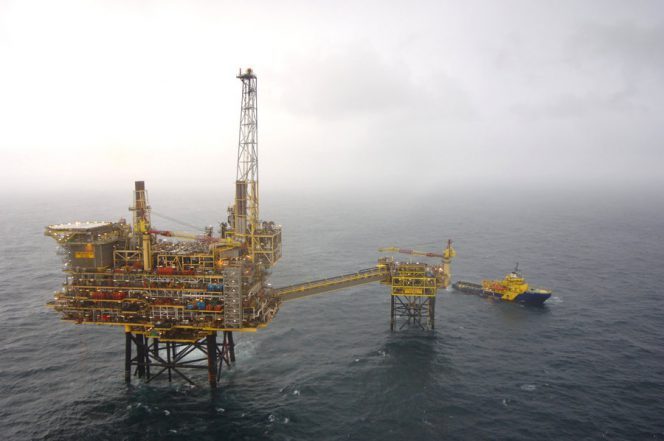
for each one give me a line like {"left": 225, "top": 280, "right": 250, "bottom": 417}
{"left": 379, "top": 240, "right": 456, "bottom": 287}
{"left": 378, "top": 240, "right": 456, "bottom": 261}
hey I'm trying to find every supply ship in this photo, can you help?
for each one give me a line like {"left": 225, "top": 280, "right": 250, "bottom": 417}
{"left": 453, "top": 264, "right": 551, "bottom": 305}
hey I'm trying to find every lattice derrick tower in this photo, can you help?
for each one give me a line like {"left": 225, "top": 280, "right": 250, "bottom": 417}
{"left": 233, "top": 68, "right": 259, "bottom": 257}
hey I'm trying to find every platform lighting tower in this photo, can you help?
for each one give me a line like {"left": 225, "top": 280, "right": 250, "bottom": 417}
{"left": 234, "top": 68, "right": 259, "bottom": 255}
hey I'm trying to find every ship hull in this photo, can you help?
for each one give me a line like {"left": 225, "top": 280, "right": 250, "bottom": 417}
{"left": 453, "top": 281, "right": 551, "bottom": 305}
{"left": 513, "top": 291, "right": 551, "bottom": 305}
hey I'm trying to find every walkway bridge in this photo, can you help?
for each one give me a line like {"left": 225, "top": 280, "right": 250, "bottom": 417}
{"left": 274, "top": 267, "right": 389, "bottom": 301}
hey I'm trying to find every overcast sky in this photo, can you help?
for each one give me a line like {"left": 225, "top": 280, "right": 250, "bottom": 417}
{"left": 0, "top": 0, "right": 662, "bottom": 195}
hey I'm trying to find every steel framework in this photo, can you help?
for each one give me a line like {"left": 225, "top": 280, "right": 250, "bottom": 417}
{"left": 124, "top": 329, "right": 236, "bottom": 388}
{"left": 388, "top": 263, "right": 437, "bottom": 331}
{"left": 44, "top": 69, "right": 454, "bottom": 389}
{"left": 234, "top": 68, "right": 259, "bottom": 240}
{"left": 390, "top": 295, "right": 436, "bottom": 331}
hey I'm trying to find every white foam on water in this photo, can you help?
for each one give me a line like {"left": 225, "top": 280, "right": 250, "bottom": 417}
{"left": 236, "top": 338, "right": 259, "bottom": 360}
{"left": 520, "top": 384, "right": 536, "bottom": 391}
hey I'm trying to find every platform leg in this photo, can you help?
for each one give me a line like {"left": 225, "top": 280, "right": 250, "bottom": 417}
{"left": 125, "top": 331, "right": 132, "bottom": 383}
{"left": 227, "top": 331, "right": 236, "bottom": 362}
{"left": 136, "top": 334, "right": 145, "bottom": 378}
{"left": 207, "top": 333, "right": 218, "bottom": 388}
{"left": 145, "top": 338, "right": 151, "bottom": 380}
{"left": 430, "top": 297, "right": 436, "bottom": 330}
{"left": 166, "top": 341, "right": 172, "bottom": 382}
{"left": 153, "top": 338, "right": 159, "bottom": 357}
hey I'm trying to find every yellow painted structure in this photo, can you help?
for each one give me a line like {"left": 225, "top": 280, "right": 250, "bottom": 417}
{"left": 482, "top": 270, "right": 530, "bottom": 301}
{"left": 390, "top": 263, "right": 437, "bottom": 297}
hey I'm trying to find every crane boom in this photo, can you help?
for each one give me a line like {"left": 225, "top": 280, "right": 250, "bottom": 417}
{"left": 378, "top": 247, "right": 444, "bottom": 258}
{"left": 148, "top": 229, "right": 221, "bottom": 244}
{"left": 379, "top": 240, "right": 456, "bottom": 261}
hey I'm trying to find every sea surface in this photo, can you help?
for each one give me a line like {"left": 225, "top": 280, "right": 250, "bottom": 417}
{"left": 1, "top": 187, "right": 663, "bottom": 440}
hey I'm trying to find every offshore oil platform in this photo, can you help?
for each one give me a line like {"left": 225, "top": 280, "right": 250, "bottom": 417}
{"left": 44, "top": 69, "right": 456, "bottom": 387}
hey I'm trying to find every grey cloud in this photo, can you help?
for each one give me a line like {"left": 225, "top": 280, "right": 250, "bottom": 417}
{"left": 510, "top": 87, "right": 643, "bottom": 120}
{"left": 566, "top": 21, "right": 664, "bottom": 78}
{"left": 511, "top": 21, "right": 664, "bottom": 120}
{"left": 275, "top": 45, "right": 475, "bottom": 121}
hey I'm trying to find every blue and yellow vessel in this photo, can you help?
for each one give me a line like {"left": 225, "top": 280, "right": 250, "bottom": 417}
{"left": 453, "top": 265, "right": 552, "bottom": 305}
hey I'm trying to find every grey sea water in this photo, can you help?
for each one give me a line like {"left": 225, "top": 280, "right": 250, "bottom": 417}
{"left": 1, "top": 187, "right": 663, "bottom": 440}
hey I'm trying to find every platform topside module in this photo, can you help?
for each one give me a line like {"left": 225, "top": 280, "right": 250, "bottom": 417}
{"left": 44, "top": 183, "right": 282, "bottom": 336}
{"left": 45, "top": 69, "right": 281, "bottom": 342}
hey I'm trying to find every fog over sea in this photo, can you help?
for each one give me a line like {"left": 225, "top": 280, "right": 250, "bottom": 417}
{"left": 1, "top": 187, "right": 663, "bottom": 440}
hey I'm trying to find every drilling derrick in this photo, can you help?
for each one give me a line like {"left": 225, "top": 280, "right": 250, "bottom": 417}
{"left": 233, "top": 69, "right": 259, "bottom": 251}
{"left": 231, "top": 68, "right": 282, "bottom": 267}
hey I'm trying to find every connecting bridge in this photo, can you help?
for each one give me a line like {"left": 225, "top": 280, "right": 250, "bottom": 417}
{"left": 274, "top": 267, "right": 389, "bottom": 301}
